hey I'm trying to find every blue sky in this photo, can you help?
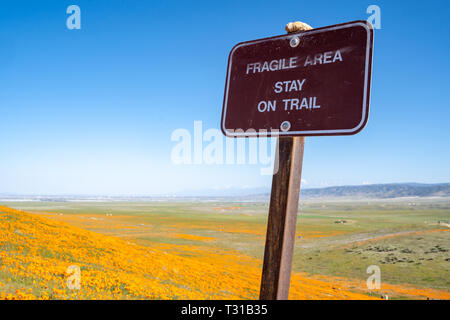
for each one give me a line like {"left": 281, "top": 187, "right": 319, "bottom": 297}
{"left": 0, "top": 0, "right": 449, "bottom": 195}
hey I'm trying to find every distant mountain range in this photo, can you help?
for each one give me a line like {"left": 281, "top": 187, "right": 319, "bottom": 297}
{"left": 299, "top": 183, "right": 450, "bottom": 199}
{"left": 0, "top": 183, "right": 449, "bottom": 202}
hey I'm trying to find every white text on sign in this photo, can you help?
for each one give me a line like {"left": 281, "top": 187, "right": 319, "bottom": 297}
{"left": 246, "top": 49, "right": 343, "bottom": 74}
{"left": 254, "top": 49, "right": 344, "bottom": 113}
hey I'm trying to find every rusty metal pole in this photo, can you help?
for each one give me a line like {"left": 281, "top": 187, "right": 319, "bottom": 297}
{"left": 259, "top": 21, "right": 312, "bottom": 300}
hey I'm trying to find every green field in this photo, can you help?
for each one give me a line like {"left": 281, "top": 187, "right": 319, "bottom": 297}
{"left": 7, "top": 198, "right": 450, "bottom": 293}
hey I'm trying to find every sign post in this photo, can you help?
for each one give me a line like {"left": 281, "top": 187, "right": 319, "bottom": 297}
{"left": 259, "top": 22, "right": 311, "bottom": 301}
{"left": 259, "top": 135, "right": 305, "bottom": 299}
{"left": 220, "top": 20, "right": 374, "bottom": 300}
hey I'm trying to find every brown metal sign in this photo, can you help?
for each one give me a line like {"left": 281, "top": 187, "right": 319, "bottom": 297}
{"left": 221, "top": 21, "right": 374, "bottom": 137}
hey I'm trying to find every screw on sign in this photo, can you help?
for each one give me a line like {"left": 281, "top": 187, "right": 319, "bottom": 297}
{"left": 220, "top": 20, "right": 374, "bottom": 300}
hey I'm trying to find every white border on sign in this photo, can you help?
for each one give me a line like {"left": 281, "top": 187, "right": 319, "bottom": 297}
{"left": 221, "top": 21, "right": 374, "bottom": 137}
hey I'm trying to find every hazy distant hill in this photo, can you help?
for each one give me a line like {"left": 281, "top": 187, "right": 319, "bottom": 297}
{"left": 1, "top": 183, "right": 449, "bottom": 202}
{"left": 230, "top": 183, "right": 450, "bottom": 201}
{"left": 299, "top": 183, "right": 450, "bottom": 199}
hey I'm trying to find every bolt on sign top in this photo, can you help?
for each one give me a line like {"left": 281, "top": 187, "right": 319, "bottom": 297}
{"left": 221, "top": 20, "right": 374, "bottom": 137}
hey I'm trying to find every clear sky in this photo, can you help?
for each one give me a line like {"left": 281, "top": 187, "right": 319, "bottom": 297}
{"left": 0, "top": 0, "right": 449, "bottom": 195}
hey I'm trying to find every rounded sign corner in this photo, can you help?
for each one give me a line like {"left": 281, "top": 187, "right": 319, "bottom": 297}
{"left": 220, "top": 124, "right": 235, "bottom": 138}
{"left": 228, "top": 41, "right": 245, "bottom": 61}
{"left": 351, "top": 112, "right": 370, "bottom": 135}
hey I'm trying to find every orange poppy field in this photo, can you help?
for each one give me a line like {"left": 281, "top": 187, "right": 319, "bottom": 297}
{"left": 0, "top": 200, "right": 449, "bottom": 300}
